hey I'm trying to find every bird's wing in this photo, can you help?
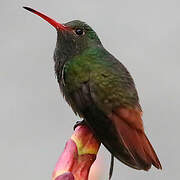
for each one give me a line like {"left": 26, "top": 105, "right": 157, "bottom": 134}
{"left": 85, "top": 55, "right": 162, "bottom": 170}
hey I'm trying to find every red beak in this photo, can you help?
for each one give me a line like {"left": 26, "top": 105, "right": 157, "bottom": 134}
{"left": 23, "top": 7, "right": 69, "bottom": 31}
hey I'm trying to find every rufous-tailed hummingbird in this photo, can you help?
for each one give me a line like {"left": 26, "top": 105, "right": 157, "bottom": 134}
{"left": 23, "top": 6, "right": 162, "bottom": 178}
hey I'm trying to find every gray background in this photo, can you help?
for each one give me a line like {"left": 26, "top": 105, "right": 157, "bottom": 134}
{"left": 0, "top": 0, "right": 179, "bottom": 179}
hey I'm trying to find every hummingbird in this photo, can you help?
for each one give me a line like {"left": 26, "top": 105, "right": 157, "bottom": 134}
{"left": 23, "top": 7, "right": 162, "bottom": 178}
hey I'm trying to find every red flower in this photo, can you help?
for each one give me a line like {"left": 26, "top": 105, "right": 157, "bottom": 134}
{"left": 52, "top": 125, "right": 100, "bottom": 180}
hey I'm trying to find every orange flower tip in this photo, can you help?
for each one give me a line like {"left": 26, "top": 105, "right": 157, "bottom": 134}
{"left": 55, "top": 172, "right": 74, "bottom": 180}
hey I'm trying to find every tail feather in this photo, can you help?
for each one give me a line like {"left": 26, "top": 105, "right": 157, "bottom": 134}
{"left": 110, "top": 111, "right": 162, "bottom": 170}
{"left": 142, "top": 134, "right": 162, "bottom": 169}
{"left": 83, "top": 104, "right": 162, "bottom": 170}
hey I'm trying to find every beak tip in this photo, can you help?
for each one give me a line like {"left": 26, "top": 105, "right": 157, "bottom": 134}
{"left": 23, "top": 6, "right": 35, "bottom": 13}
{"left": 22, "top": 6, "right": 66, "bottom": 31}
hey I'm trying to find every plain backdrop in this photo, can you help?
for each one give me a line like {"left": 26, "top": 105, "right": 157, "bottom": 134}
{"left": 1, "top": 0, "right": 180, "bottom": 179}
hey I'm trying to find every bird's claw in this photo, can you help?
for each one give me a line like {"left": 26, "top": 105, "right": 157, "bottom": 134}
{"left": 73, "top": 120, "right": 86, "bottom": 130}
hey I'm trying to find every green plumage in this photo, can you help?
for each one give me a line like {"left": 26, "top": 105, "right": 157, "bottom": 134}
{"left": 63, "top": 46, "right": 139, "bottom": 114}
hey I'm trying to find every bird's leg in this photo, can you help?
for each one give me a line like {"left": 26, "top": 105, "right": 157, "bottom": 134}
{"left": 73, "top": 119, "right": 86, "bottom": 130}
{"left": 109, "top": 154, "right": 114, "bottom": 180}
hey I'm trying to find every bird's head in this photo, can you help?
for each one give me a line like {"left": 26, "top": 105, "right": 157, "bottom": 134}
{"left": 23, "top": 7, "right": 102, "bottom": 57}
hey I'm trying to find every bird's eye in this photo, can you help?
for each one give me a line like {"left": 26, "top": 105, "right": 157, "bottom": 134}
{"left": 75, "top": 28, "right": 84, "bottom": 36}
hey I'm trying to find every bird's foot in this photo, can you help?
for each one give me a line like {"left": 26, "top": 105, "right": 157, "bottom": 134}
{"left": 73, "top": 120, "right": 86, "bottom": 130}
